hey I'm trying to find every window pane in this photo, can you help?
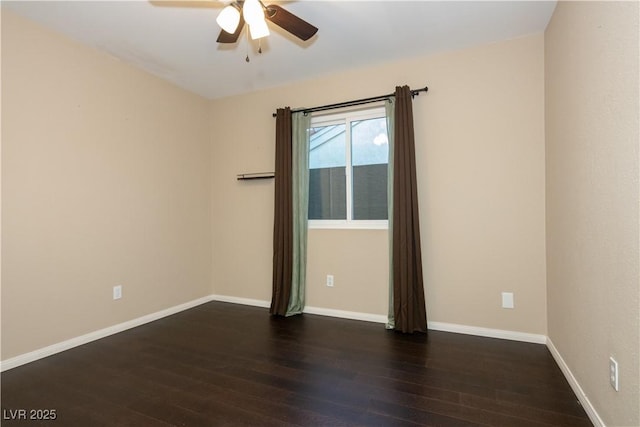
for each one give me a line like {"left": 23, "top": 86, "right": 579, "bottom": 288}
{"left": 309, "top": 124, "right": 347, "bottom": 220}
{"left": 351, "top": 117, "right": 388, "bottom": 220}
{"left": 309, "top": 124, "right": 346, "bottom": 169}
{"left": 351, "top": 117, "right": 389, "bottom": 166}
{"left": 353, "top": 164, "right": 387, "bottom": 219}
{"left": 309, "top": 167, "right": 346, "bottom": 219}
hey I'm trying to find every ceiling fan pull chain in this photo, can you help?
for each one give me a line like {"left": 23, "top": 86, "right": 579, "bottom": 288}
{"left": 258, "top": 39, "right": 262, "bottom": 54}
{"left": 245, "top": 29, "right": 250, "bottom": 62}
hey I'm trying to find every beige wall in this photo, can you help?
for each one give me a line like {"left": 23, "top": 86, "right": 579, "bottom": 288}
{"left": 1, "top": 11, "right": 212, "bottom": 359}
{"left": 545, "top": 2, "right": 640, "bottom": 426}
{"left": 211, "top": 34, "right": 547, "bottom": 334}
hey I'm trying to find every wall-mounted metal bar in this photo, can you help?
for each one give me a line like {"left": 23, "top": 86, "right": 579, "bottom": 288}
{"left": 272, "top": 85, "right": 428, "bottom": 117}
{"left": 237, "top": 172, "right": 275, "bottom": 180}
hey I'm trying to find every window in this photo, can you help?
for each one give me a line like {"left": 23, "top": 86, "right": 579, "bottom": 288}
{"left": 308, "top": 106, "right": 389, "bottom": 229}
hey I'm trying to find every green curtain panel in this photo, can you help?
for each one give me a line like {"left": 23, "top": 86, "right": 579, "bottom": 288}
{"left": 286, "top": 113, "right": 311, "bottom": 316}
{"left": 390, "top": 86, "right": 428, "bottom": 333}
{"left": 270, "top": 108, "right": 310, "bottom": 317}
{"left": 385, "top": 98, "right": 396, "bottom": 330}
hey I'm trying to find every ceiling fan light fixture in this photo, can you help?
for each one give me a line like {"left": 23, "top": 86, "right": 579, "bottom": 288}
{"left": 249, "top": 18, "right": 270, "bottom": 40}
{"left": 243, "top": 0, "right": 265, "bottom": 26}
{"left": 216, "top": 5, "right": 240, "bottom": 34}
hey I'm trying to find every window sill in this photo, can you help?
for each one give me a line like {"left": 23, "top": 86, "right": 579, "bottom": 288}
{"left": 308, "top": 220, "right": 388, "bottom": 230}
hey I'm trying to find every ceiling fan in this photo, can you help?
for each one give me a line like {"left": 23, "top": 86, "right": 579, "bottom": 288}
{"left": 215, "top": 0, "right": 318, "bottom": 44}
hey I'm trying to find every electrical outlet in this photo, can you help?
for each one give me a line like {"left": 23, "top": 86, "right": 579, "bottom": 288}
{"left": 609, "top": 357, "right": 619, "bottom": 391}
{"left": 501, "top": 292, "right": 514, "bottom": 309}
{"left": 326, "top": 275, "right": 334, "bottom": 287}
{"left": 113, "top": 285, "right": 122, "bottom": 300}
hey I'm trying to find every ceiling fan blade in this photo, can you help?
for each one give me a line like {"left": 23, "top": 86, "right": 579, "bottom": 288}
{"left": 265, "top": 4, "right": 318, "bottom": 41}
{"left": 217, "top": 14, "right": 245, "bottom": 43}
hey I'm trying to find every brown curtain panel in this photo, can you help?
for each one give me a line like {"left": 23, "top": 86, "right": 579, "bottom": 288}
{"left": 392, "top": 86, "right": 428, "bottom": 333}
{"left": 270, "top": 107, "right": 293, "bottom": 316}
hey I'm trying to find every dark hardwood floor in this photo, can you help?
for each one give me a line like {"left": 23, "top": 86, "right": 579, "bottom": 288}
{"left": 1, "top": 301, "right": 591, "bottom": 426}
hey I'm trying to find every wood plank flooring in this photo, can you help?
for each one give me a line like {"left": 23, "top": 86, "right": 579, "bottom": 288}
{"left": 1, "top": 301, "right": 592, "bottom": 426}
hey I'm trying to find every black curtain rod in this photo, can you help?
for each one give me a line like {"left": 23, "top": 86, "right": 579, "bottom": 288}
{"left": 272, "top": 86, "right": 428, "bottom": 117}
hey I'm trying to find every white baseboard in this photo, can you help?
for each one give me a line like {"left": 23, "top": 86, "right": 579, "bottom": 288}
{"left": 209, "top": 294, "right": 270, "bottom": 308}
{"left": 546, "top": 337, "right": 604, "bottom": 427}
{"left": 0, "top": 295, "right": 215, "bottom": 372}
{"left": 427, "top": 321, "right": 547, "bottom": 344}
{"left": 0, "top": 290, "right": 597, "bottom": 427}
{"left": 210, "top": 296, "right": 548, "bottom": 345}
{"left": 303, "top": 306, "right": 388, "bottom": 324}
{"left": 210, "top": 294, "right": 388, "bottom": 324}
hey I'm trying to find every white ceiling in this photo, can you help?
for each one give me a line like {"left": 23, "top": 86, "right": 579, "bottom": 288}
{"left": 3, "top": 1, "right": 557, "bottom": 100}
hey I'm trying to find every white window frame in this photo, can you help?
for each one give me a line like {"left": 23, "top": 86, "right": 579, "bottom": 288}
{"left": 308, "top": 105, "right": 389, "bottom": 230}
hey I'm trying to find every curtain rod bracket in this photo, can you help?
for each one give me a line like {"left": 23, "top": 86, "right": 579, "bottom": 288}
{"left": 411, "top": 86, "right": 429, "bottom": 99}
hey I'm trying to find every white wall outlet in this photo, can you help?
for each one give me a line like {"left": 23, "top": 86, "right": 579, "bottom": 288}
{"left": 501, "top": 292, "right": 514, "bottom": 309}
{"left": 113, "top": 285, "right": 122, "bottom": 300}
{"left": 326, "top": 275, "right": 334, "bottom": 287}
{"left": 609, "top": 357, "right": 619, "bottom": 391}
